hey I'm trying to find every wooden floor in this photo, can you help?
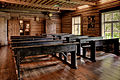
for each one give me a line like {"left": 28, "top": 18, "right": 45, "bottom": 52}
{"left": 0, "top": 46, "right": 17, "bottom": 80}
{"left": 0, "top": 46, "right": 120, "bottom": 80}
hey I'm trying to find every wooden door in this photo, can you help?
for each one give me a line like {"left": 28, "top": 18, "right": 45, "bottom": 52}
{"left": 23, "top": 21, "right": 30, "bottom": 35}
{"left": 8, "top": 19, "right": 20, "bottom": 41}
{"left": 46, "top": 20, "right": 56, "bottom": 34}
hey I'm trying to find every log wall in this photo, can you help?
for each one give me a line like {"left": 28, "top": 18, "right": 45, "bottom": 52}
{"left": 7, "top": 13, "right": 61, "bottom": 37}
{"left": 30, "top": 18, "right": 45, "bottom": 36}
{"left": 18, "top": 13, "right": 61, "bottom": 36}
{"left": 61, "top": 0, "right": 120, "bottom": 36}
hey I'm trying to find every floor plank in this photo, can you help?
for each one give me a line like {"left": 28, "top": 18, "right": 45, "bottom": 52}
{"left": 0, "top": 46, "right": 17, "bottom": 80}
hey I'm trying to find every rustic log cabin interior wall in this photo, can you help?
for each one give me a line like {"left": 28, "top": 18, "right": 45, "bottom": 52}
{"left": 0, "top": 0, "right": 120, "bottom": 80}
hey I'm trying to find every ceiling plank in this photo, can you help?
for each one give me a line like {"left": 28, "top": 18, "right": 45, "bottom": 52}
{"left": 0, "top": 0, "right": 56, "bottom": 9}
{"left": 45, "top": 0, "right": 54, "bottom": 5}
{"left": 29, "top": 0, "right": 37, "bottom": 3}
{"left": 59, "top": 0, "right": 96, "bottom": 5}
{"left": 35, "top": 0, "right": 44, "bottom": 4}
{"left": 41, "top": 0, "right": 49, "bottom": 5}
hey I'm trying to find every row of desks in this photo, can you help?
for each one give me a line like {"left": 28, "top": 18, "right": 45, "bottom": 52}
{"left": 10, "top": 34, "right": 119, "bottom": 80}
{"left": 11, "top": 35, "right": 79, "bottom": 80}
{"left": 11, "top": 34, "right": 119, "bottom": 62}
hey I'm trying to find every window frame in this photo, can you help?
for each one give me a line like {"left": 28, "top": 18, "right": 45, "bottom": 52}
{"left": 101, "top": 10, "right": 120, "bottom": 39}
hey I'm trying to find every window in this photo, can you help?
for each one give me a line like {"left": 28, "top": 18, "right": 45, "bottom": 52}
{"left": 102, "top": 10, "right": 120, "bottom": 40}
{"left": 72, "top": 16, "right": 81, "bottom": 35}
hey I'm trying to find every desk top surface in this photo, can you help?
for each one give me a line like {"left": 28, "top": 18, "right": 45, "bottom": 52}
{"left": 12, "top": 42, "right": 79, "bottom": 49}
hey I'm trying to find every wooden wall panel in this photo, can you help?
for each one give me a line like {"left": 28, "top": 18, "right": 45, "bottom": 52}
{"left": 62, "top": 13, "right": 72, "bottom": 33}
{"left": 30, "top": 18, "right": 45, "bottom": 36}
{"left": 46, "top": 19, "right": 56, "bottom": 34}
{"left": 8, "top": 19, "right": 20, "bottom": 41}
{"left": 21, "top": 13, "right": 61, "bottom": 35}
{"left": 61, "top": 0, "right": 120, "bottom": 36}
{"left": 51, "top": 14, "right": 62, "bottom": 33}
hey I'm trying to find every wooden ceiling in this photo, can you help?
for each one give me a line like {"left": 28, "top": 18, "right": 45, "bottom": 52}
{"left": 0, "top": 0, "right": 98, "bottom": 13}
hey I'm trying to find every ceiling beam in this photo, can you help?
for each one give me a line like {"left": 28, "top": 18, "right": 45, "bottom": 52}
{"left": 0, "top": 8, "right": 59, "bottom": 13}
{"left": 59, "top": 7, "right": 76, "bottom": 10}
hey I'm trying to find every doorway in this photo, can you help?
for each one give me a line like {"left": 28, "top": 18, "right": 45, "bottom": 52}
{"left": 20, "top": 20, "right": 30, "bottom": 35}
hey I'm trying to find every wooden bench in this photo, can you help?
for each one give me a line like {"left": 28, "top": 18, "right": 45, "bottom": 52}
{"left": 12, "top": 42, "right": 80, "bottom": 80}
{"left": 81, "top": 38, "right": 119, "bottom": 62}
{"left": 65, "top": 36, "right": 103, "bottom": 56}
{"left": 10, "top": 36, "right": 81, "bottom": 80}
{"left": 11, "top": 40, "right": 63, "bottom": 47}
{"left": 11, "top": 36, "right": 56, "bottom": 42}
{"left": 11, "top": 36, "right": 43, "bottom": 39}
{"left": 65, "top": 36, "right": 119, "bottom": 62}
{"left": 65, "top": 35, "right": 89, "bottom": 42}
{"left": 49, "top": 33, "right": 73, "bottom": 40}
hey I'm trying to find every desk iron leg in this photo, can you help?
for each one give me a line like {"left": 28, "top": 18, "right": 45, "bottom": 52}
{"left": 64, "top": 52, "right": 67, "bottom": 62}
{"left": 71, "top": 51, "right": 77, "bottom": 69}
{"left": 16, "top": 51, "right": 21, "bottom": 80}
{"left": 90, "top": 41, "right": 96, "bottom": 62}
{"left": 59, "top": 53, "right": 62, "bottom": 59}
{"left": 114, "top": 38, "right": 119, "bottom": 56}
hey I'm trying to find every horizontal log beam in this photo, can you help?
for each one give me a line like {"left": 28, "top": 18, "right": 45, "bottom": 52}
{"left": 0, "top": 8, "right": 59, "bottom": 13}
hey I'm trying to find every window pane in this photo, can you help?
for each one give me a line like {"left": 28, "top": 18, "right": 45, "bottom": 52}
{"left": 113, "top": 32, "right": 119, "bottom": 38}
{"left": 113, "top": 12, "right": 120, "bottom": 21}
{"left": 113, "top": 23, "right": 120, "bottom": 31}
{"left": 72, "top": 18, "right": 74, "bottom": 25}
{"left": 105, "top": 13, "right": 112, "bottom": 21}
{"left": 105, "top": 23, "right": 111, "bottom": 31}
{"left": 74, "top": 25, "right": 79, "bottom": 35}
{"left": 105, "top": 32, "right": 111, "bottom": 39}
{"left": 75, "top": 17, "right": 80, "bottom": 24}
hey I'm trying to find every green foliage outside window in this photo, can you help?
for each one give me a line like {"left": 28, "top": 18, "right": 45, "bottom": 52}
{"left": 113, "top": 12, "right": 120, "bottom": 21}
{"left": 105, "top": 24, "right": 111, "bottom": 31}
{"left": 105, "top": 32, "right": 111, "bottom": 39}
